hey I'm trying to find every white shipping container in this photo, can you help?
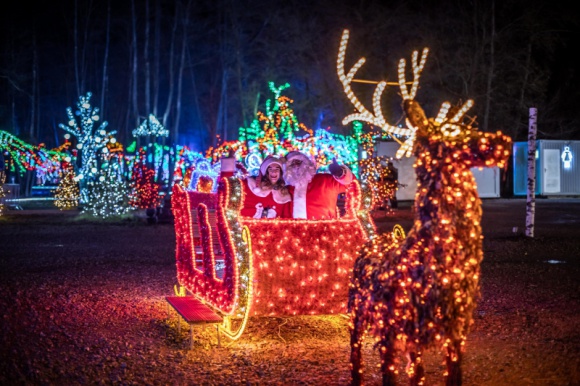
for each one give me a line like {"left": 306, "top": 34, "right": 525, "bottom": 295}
{"left": 375, "top": 141, "right": 502, "bottom": 200}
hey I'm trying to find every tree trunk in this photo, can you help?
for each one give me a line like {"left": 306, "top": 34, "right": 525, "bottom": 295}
{"left": 144, "top": 0, "right": 151, "bottom": 115}
{"left": 30, "top": 30, "right": 38, "bottom": 142}
{"left": 130, "top": 0, "right": 139, "bottom": 132}
{"left": 515, "top": 40, "right": 533, "bottom": 138}
{"left": 525, "top": 107, "right": 537, "bottom": 238}
{"left": 100, "top": 0, "right": 111, "bottom": 119}
{"left": 162, "top": 2, "right": 178, "bottom": 131}
{"left": 482, "top": 0, "right": 495, "bottom": 132}
{"left": 152, "top": 0, "right": 161, "bottom": 117}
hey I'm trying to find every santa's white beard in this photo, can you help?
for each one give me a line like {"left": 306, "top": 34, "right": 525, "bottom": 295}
{"left": 284, "top": 163, "right": 314, "bottom": 187}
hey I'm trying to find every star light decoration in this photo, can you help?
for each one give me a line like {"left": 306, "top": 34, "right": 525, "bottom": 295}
{"left": 337, "top": 29, "right": 512, "bottom": 385}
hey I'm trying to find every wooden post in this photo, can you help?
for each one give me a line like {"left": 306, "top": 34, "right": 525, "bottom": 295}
{"left": 525, "top": 107, "right": 537, "bottom": 238}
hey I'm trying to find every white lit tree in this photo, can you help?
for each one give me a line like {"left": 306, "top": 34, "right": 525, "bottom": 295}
{"left": 82, "top": 163, "right": 133, "bottom": 218}
{"left": 132, "top": 114, "right": 168, "bottom": 138}
{"left": 58, "top": 92, "right": 118, "bottom": 203}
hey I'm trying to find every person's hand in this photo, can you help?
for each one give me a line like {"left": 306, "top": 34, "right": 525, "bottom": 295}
{"left": 328, "top": 158, "right": 345, "bottom": 178}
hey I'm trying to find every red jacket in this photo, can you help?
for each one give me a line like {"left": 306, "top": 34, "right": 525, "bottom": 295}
{"left": 239, "top": 178, "right": 292, "bottom": 219}
{"left": 288, "top": 172, "right": 353, "bottom": 220}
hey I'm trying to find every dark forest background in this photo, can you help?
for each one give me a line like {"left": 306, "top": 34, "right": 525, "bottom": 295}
{"left": 1, "top": 0, "right": 579, "bottom": 153}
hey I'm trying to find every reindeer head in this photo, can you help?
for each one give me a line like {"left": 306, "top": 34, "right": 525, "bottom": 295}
{"left": 403, "top": 98, "right": 512, "bottom": 176}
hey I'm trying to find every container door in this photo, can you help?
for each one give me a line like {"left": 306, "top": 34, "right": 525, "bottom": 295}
{"left": 543, "top": 149, "right": 561, "bottom": 193}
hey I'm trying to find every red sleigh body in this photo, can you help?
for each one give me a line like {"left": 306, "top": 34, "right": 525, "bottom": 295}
{"left": 171, "top": 176, "right": 376, "bottom": 338}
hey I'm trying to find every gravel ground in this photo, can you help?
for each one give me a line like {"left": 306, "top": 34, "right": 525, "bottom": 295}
{"left": 0, "top": 198, "right": 579, "bottom": 385}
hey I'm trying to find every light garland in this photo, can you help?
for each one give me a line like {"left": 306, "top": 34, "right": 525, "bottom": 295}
{"left": 0, "top": 130, "right": 69, "bottom": 183}
{"left": 206, "top": 82, "right": 361, "bottom": 175}
{"left": 128, "top": 149, "right": 160, "bottom": 209}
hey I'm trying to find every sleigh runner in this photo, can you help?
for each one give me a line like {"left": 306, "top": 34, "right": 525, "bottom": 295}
{"left": 171, "top": 175, "right": 376, "bottom": 339}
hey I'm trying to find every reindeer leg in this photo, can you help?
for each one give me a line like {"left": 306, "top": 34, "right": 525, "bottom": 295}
{"left": 378, "top": 338, "right": 397, "bottom": 386}
{"left": 407, "top": 350, "right": 425, "bottom": 386}
{"left": 445, "top": 341, "right": 462, "bottom": 386}
{"left": 349, "top": 316, "right": 364, "bottom": 386}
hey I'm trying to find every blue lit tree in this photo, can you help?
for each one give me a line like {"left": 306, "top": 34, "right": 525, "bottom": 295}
{"left": 132, "top": 114, "right": 170, "bottom": 185}
{"left": 58, "top": 92, "right": 118, "bottom": 202}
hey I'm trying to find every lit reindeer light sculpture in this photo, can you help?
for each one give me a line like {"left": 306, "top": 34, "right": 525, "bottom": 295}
{"left": 337, "top": 30, "right": 512, "bottom": 386}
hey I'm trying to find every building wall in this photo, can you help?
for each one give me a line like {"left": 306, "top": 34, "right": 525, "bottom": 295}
{"left": 513, "top": 140, "right": 580, "bottom": 196}
{"left": 375, "top": 141, "right": 501, "bottom": 200}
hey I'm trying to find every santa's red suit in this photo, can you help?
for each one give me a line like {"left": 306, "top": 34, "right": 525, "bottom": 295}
{"left": 288, "top": 173, "right": 352, "bottom": 219}
{"left": 240, "top": 178, "right": 292, "bottom": 218}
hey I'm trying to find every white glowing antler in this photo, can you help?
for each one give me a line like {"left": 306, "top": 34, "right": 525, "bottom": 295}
{"left": 398, "top": 47, "right": 429, "bottom": 101}
{"left": 337, "top": 30, "right": 413, "bottom": 140}
{"left": 337, "top": 29, "right": 429, "bottom": 158}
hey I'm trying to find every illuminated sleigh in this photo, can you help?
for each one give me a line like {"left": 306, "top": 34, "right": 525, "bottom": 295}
{"left": 171, "top": 176, "right": 376, "bottom": 339}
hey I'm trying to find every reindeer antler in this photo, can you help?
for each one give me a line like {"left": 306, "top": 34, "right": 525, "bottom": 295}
{"left": 397, "top": 47, "right": 429, "bottom": 101}
{"left": 337, "top": 30, "right": 414, "bottom": 140}
{"left": 338, "top": 29, "right": 432, "bottom": 158}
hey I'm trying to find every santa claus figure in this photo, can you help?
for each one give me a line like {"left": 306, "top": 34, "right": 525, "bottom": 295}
{"left": 283, "top": 151, "right": 353, "bottom": 220}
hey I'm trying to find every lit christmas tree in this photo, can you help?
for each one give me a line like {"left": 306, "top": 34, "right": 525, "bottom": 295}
{"left": 209, "top": 82, "right": 360, "bottom": 176}
{"left": 54, "top": 163, "right": 80, "bottom": 210}
{"left": 132, "top": 113, "right": 171, "bottom": 186}
{"left": 82, "top": 164, "right": 133, "bottom": 218}
{"left": 132, "top": 114, "right": 169, "bottom": 138}
{"left": 357, "top": 123, "right": 399, "bottom": 210}
{"left": 129, "top": 149, "right": 160, "bottom": 209}
{"left": 58, "top": 92, "right": 118, "bottom": 203}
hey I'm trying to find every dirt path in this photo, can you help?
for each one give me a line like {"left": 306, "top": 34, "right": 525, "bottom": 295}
{"left": 0, "top": 198, "right": 579, "bottom": 385}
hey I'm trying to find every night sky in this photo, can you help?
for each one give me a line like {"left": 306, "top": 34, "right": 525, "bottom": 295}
{"left": 1, "top": 0, "right": 579, "bottom": 151}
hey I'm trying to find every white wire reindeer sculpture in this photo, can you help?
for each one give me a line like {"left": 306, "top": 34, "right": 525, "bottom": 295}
{"left": 337, "top": 29, "right": 512, "bottom": 386}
